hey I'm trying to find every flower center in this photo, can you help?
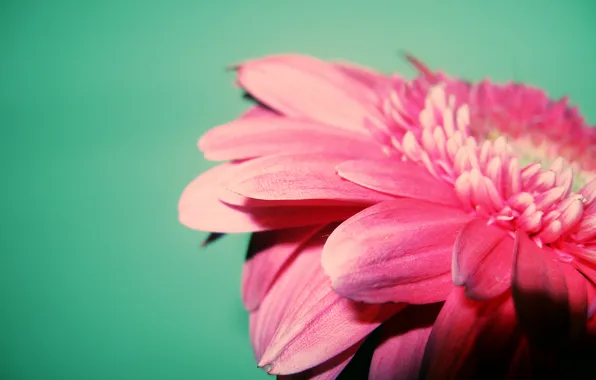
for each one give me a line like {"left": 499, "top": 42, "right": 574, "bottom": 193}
{"left": 481, "top": 130, "right": 596, "bottom": 192}
{"left": 371, "top": 82, "right": 596, "bottom": 262}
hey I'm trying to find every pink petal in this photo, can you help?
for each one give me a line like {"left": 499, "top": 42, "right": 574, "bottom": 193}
{"left": 257, "top": 233, "right": 403, "bottom": 375}
{"left": 321, "top": 199, "right": 471, "bottom": 304}
{"left": 248, "top": 237, "right": 326, "bottom": 361}
{"left": 199, "top": 116, "right": 384, "bottom": 161}
{"left": 574, "top": 259, "right": 596, "bottom": 285}
{"left": 369, "top": 304, "right": 440, "bottom": 380}
{"left": 237, "top": 54, "right": 380, "bottom": 133}
{"left": 420, "top": 289, "right": 520, "bottom": 380}
{"left": 332, "top": 61, "right": 389, "bottom": 89}
{"left": 277, "top": 345, "right": 358, "bottom": 380}
{"left": 404, "top": 54, "right": 438, "bottom": 81}
{"left": 512, "top": 231, "right": 588, "bottom": 348}
{"left": 239, "top": 105, "right": 278, "bottom": 118}
{"left": 227, "top": 153, "right": 396, "bottom": 204}
{"left": 337, "top": 159, "right": 461, "bottom": 207}
{"left": 242, "top": 226, "right": 323, "bottom": 311}
{"left": 179, "top": 163, "right": 363, "bottom": 232}
{"left": 452, "top": 219, "right": 515, "bottom": 300}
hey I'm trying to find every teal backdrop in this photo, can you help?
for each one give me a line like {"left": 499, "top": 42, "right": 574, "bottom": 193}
{"left": 2, "top": 0, "right": 595, "bottom": 379}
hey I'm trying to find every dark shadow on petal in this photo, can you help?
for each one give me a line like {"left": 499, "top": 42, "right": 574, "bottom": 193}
{"left": 376, "top": 303, "right": 442, "bottom": 348}
{"left": 337, "top": 327, "right": 381, "bottom": 380}
{"left": 245, "top": 231, "right": 276, "bottom": 261}
{"left": 241, "top": 91, "right": 277, "bottom": 113}
{"left": 514, "top": 290, "right": 582, "bottom": 350}
{"left": 278, "top": 341, "right": 361, "bottom": 380}
{"left": 534, "top": 322, "right": 596, "bottom": 380}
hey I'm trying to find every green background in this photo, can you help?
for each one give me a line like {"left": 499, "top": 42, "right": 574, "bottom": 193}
{"left": 2, "top": 0, "right": 595, "bottom": 379}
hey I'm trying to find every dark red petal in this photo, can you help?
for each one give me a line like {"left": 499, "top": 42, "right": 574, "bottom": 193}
{"left": 369, "top": 304, "right": 440, "bottom": 380}
{"left": 420, "top": 289, "right": 520, "bottom": 380}
{"left": 452, "top": 219, "right": 514, "bottom": 300}
{"left": 512, "top": 231, "right": 588, "bottom": 349}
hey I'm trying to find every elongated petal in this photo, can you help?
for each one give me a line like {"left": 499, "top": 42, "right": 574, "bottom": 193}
{"left": 242, "top": 226, "right": 322, "bottom": 311}
{"left": 248, "top": 255, "right": 317, "bottom": 360}
{"left": 452, "top": 219, "right": 515, "bottom": 299}
{"left": 237, "top": 54, "right": 379, "bottom": 133}
{"left": 257, "top": 234, "right": 403, "bottom": 374}
{"left": 277, "top": 345, "right": 359, "bottom": 380}
{"left": 200, "top": 116, "right": 384, "bottom": 161}
{"left": 322, "top": 199, "right": 471, "bottom": 304}
{"left": 227, "top": 153, "right": 396, "bottom": 204}
{"left": 332, "top": 61, "right": 389, "bottom": 89}
{"left": 179, "top": 163, "right": 362, "bottom": 232}
{"left": 512, "top": 231, "right": 588, "bottom": 348}
{"left": 337, "top": 159, "right": 461, "bottom": 207}
{"left": 369, "top": 304, "right": 440, "bottom": 380}
{"left": 239, "top": 105, "right": 277, "bottom": 118}
{"left": 420, "top": 289, "right": 520, "bottom": 380}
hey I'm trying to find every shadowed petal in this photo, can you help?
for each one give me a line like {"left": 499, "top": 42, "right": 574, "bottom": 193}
{"left": 237, "top": 54, "right": 380, "bottom": 133}
{"left": 248, "top": 238, "right": 326, "bottom": 361}
{"left": 277, "top": 344, "right": 359, "bottom": 380}
{"left": 337, "top": 159, "right": 461, "bottom": 207}
{"left": 242, "top": 226, "right": 323, "bottom": 311}
{"left": 574, "top": 259, "right": 596, "bottom": 285}
{"left": 369, "top": 304, "right": 441, "bottom": 380}
{"left": 239, "top": 105, "right": 277, "bottom": 118}
{"left": 512, "top": 231, "right": 588, "bottom": 349}
{"left": 199, "top": 116, "right": 384, "bottom": 161}
{"left": 452, "top": 219, "right": 515, "bottom": 299}
{"left": 420, "top": 289, "right": 520, "bottom": 380}
{"left": 179, "top": 163, "right": 363, "bottom": 232}
{"left": 322, "top": 199, "right": 471, "bottom": 304}
{"left": 257, "top": 234, "right": 403, "bottom": 375}
{"left": 227, "top": 154, "right": 396, "bottom": 204}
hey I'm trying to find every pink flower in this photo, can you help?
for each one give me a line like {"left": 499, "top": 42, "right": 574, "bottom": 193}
{"left": 178, "top": 54, "right": 596, "bottom": 378}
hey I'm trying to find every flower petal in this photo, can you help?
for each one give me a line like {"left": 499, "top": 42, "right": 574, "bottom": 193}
{"left": 237, "top": 54, "right": 379, "bottom": 133}
{"left": 227, "top": 153, "right": 396, "bottom": 204}
{"left": 239, "top": 105, "right": 278, "bottom": 118}
{"left": 332, "top": 61, "right": 389, "bottom": 89}
{"left": 277, "top": 345, "right": 358, "bottom": 380}
{"left": 420, "top": 289, "right": 520, "bottom": 380}
{"left": 179, "top": 163, "right": 362, "bottom": 232}
{"left": 369, "top": 304, "right": 440, "bottom": 380}
{"left": 248, "top": 235, "right": 328, "bottom": 361}
{"left": 257, "top": 233, "right": 403, "bottom": 375}
{"left": 322, "top": 199, "right": 471, "bottom": 304}
{"left": 337, "top": 159, "right": 461, "bottom": 207}
{"left": 242, "top": 226, "right": 323, "bottom": 311}
{"left": 512, "top": 231, "right": 588, "bottom": 349}
{"left": 199, "top": 116, "right": 384, "bottom": 161}
{"left": 452, "top": 219, "right": 515, "bottom": 300}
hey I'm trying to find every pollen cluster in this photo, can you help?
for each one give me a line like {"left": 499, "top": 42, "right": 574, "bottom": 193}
{"left": 374, "top": 83, "right": 596, "bottom": 262}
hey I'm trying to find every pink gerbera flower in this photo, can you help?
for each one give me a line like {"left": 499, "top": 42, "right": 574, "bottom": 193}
{"left": 178, "top": 54, "right": 596, "bottom": 378}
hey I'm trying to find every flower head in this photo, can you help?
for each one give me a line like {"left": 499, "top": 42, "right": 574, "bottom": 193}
{"left": 179, "top": 54, "right": 596, "bottom": 378}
